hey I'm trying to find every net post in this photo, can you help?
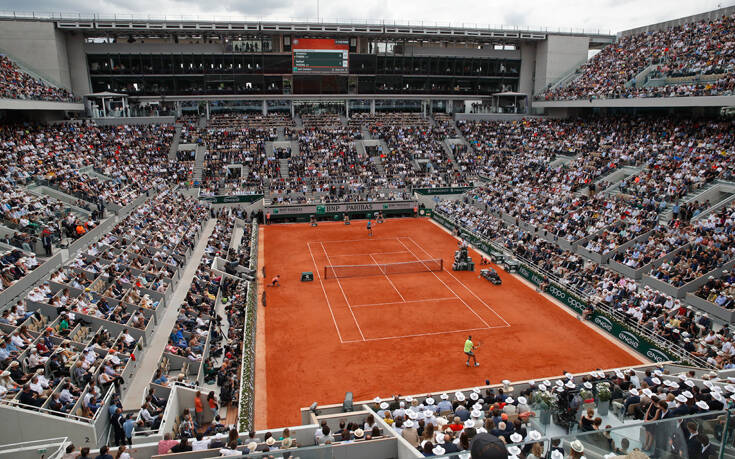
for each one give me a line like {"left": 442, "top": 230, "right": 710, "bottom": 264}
{"left": 440, "top": 258, "right": 443, "bottom": 272}
{"left": 324, "top": 265, "right": 328, "bottom": 279}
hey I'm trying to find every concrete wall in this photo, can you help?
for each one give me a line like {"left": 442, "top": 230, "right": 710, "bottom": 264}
{"left": 66, "top": 32, "right": 92, "bottom": 97}
{"left": 0, "top": 21, "right": 72, "bottom": 89}
{"left": 0, "top": 403, "right": 97, "bottom": 448}
{"left": 402, "top": 45, "right": 520, "bottom": 59}
{"left": 518, "top": 42, "right": 536, "bottom": 98}
{"left": 533, "top": 35, "right": 589, "bottom": 94}
{"left": 0, "top": 99, "right": 83, "bottom": 111}
{"left": 534, "top": 94, "right": 735, "bottom": 109}
{"left": 92, "top": 116, "right": 176, "bottom": 125}
{"left": 84, "top": 42, "right": 225, "bottom": 54}
{"left": 621, "top": 5, "right": 735, "bottom": 36}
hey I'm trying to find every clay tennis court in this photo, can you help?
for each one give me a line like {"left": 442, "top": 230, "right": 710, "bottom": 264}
{"left": 259, "top": 218, "right": 643, "bottom": 427}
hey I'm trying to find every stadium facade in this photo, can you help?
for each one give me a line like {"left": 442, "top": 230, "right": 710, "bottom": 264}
{"left": 0, "top": 12, "right": 615, "bottom": 117}
{"left": 1, "top": 5, "right": 735, "bottom": 459}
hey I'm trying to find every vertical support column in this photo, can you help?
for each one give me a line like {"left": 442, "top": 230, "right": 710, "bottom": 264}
{"left": 422, "top": 100, "right": 427, "bottom": 117}
{"left": 446, "top": 100, "right": 451, "bottom": 114}
{"left": 205, "top": 101, "right": 210, "bottom": 120}
{"left": 370, "top": 99, "right": 376, "bottom": 115}
{"left": 262, "top": 100, "right": 268, "bottom": 115}
{"left": 428, "top": 99, "right": 433, "bottom": 115}
{"left": 290, "top": 101, "right": 295, "bottom": 118}
{"left": 345, "top": 100, "right": 350, "bottom": 119}
{"left": 176, "top": 101, "right": 182, "bottom": 118}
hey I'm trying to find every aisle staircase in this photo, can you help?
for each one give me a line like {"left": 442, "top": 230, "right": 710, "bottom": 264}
{"left": 442, "top": 140, "right": 462, "bottom": 173}
{"left": 279, "top": 159, "right": 290, "bottom": 178}
{"left": 192, "top": 145, "right": 207, "bottom": 183}
{"left": 168, "top": 125, "right": 182, "bottom": 161}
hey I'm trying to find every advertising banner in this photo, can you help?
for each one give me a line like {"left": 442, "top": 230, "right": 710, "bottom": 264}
{"left": 200, "top": 194, "right": 263, "bottom": 204}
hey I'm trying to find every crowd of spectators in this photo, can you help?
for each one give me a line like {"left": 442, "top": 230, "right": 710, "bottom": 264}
{"left": 0, "top": 248, "right": 39, "bottom": 292}
{"left": 650, "top": 201, "right": 735, "bottom": 287}
{"left": 365, "top": 366, "right": 726, "bottom": 458}
{"left": 541, "top": 13, "right": 735, "bottom": 100}
{"left": 697, "top": 271, "right": 735, "bottom": 309}
{"left": 0, "top": 122, "right": 177, "bottom": 207}
{"left": 154, "top": 208, "right": 258, "bottom": 452}
{"left": 197, "top": 115, "right": 279, "bottom": 195}
{"left": 0, "top": 191, "right": 206, "bottom": 426}
{"left": 435, "top": 197, "right": 735, "bottom": 369}
{"left": 0, "top": 55, "right": 74, "bottom": 102}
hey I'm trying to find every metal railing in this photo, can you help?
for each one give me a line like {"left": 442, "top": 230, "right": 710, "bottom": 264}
{"left": 0, "top": 10, "right": 614, "bottom": 36}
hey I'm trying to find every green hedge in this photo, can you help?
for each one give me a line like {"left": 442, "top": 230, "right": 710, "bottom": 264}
{"left": 238, "top": 220, "right": 259, "bottom": 432}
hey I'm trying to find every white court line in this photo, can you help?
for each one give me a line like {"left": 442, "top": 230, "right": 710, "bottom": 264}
{"left": 318, "top": 241, "right": 366, "bottom": 341}
{"left": 306, "top": 242, "right": 345, "bottom": 343}
{"left": 405, "top": 236, "right": 511, "bottom": 328}
{"left": 341, "top": 326, "right": 499, "bottom": 343}
{"left": 395, "top": 238, "right": 492, "bottom": 329}
{"left": 318, "top": 237, "right": 403, "bottom": 244}
{"left": 369, "top": 253, "right": 406, "bottom": 303}
{"left": 351, "top": 297, "right": 457, "bottom": 308}
{"left": 327, "top": 250, "right": 410, "bottom": 257}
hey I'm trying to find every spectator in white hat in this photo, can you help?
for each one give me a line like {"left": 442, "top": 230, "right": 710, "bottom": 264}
{"left": 402, "top": 419, "right": 419, "bottom": 446}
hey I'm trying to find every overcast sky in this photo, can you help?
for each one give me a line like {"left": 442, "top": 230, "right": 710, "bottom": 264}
{"left": 2, "top": 0, "right": 732, "bottom": 34}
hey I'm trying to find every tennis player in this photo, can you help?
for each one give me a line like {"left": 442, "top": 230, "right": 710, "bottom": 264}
{"left": 367, "top": 219, "right": 373, "bottom": 237}
{"left": 464, "top": 335, "right": 479, "bottom": 367}
{"left": 269, "top": 274, "right": 280, "bottom": 287}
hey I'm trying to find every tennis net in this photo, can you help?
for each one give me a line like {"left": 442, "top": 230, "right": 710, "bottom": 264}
{"left": 324, "top": 259, "right": 443, "bottom": 279}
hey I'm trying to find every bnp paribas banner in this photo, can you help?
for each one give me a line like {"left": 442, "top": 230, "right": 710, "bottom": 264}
{"left": 432, "top": 212, "right": 677, "bottom": 364}
{"left": 267, "top": 200, "right": 416, "bottom": 216}
{"left": 200, "top": 194, "right": 263, "bottom": 204}
{"left": 414, "top": 186, "right": 474, "bottom": 195}
{"left": 515, "top": 264, "right": 675, "bottom": 364}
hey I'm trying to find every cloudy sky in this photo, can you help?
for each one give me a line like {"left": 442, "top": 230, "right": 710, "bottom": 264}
{"left": 2, "top": 0, "right": 731, "bottom": 34}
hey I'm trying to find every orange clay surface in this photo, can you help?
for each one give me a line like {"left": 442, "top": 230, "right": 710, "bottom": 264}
{"left": 261, "top": 218, "right": 642, "bottom": 427}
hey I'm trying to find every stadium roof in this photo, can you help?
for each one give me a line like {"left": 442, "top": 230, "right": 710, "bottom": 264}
{"left": 0, "top": 12, "right": 616, "bottom": 45}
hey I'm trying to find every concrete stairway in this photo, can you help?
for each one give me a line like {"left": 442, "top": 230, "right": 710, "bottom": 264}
{"left": 355, "top": 140, "right": 369, "bottom": 159}
{"left": 659, "top": 181, "right": 732, "bottom": 223}
{"left": 279, "top": 159, "right": 290, "bottom": 178}
{"left": 290, "top": 140, "right": 300, "bottom": 157}
{"left": 168, "top": 125, "right": 182, "bottom": 161}
{"left": 434, "top": 115, "right": 462, "bottom": 138}
{"left": 596, "top": 166, "right": 642, "bottom": 195}
{"left": 372, "top": 156, "right": 386, "bottom": 175}
{"left": 192, "top": 144, "right": 207, "bottom": 183}
{"left": 630, "top": 63, "right": 660, "bottom": 88}
{"left": 442, "top": 140, "right": 462, "bottom": 173}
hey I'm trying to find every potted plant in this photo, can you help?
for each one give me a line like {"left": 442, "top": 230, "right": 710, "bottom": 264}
{"left": 596, "top": 382, "right": 611, "bottom": 416}
{"left": 534, "top": 390, "right": 554, "bottom": 425}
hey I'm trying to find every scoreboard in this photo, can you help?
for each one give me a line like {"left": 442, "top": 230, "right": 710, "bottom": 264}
{"left": 292, "top": 38, "right": 349, "bottom": 74}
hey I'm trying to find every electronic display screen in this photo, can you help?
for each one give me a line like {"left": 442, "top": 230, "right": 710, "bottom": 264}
{"left": 292, "top": 38, "right": 349, "bottom": 74}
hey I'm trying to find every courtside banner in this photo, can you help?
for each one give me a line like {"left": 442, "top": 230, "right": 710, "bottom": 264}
{"left": 414, "top": 187, "right": 474, "bottom": 195}
{"left": 431, "top": 212, "right": 677, "bottom": 364}
{"left": 266, "top": 200, "right": 417, "bottom": 216}
{"left": 200, "top": 194, "right": 264, "bottom": 204}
